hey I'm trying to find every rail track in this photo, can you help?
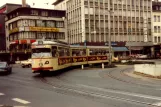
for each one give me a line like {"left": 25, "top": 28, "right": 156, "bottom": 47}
{"left": 37, "top": 68, "right": 161, "bottom": 107}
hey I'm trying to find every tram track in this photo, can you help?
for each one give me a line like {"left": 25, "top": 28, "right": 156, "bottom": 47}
{"left": 106, "top": 67, "right": 161, "bottom": 89}
{"left": 37, "top": 69, "right": 161, "bottom": 107}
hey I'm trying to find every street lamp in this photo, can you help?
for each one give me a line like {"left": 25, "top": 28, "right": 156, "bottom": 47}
{"left": 108, "top": 0, "right": 122, "bottom": 66}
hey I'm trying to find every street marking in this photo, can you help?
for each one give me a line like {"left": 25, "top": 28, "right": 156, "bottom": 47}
{"left": 12, "top": 98, "right": 30, "bottom": 104}
{"left": 152, "top": 101, "right": 161, "bottom": 106}
{"left": 0, "top": 93, "right": 4, "bottom": 96}
{"left": 78, "top": 84, "right": 161, "bottom": 101}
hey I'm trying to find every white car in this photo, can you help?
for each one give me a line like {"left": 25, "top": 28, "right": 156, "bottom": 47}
{"left": 137, "top": 54, "right": 148, "bottom": 59}
{"left": 21, "top": 59, "right": 32, "bottom": 68}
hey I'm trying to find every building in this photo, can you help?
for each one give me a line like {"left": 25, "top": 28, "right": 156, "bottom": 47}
{"left": 53, "top": 0, "right": 153, "bottom": 57}
{"left": 152, "top": 0, "right": 161, "bottom": 58}
{"left": 0, "top": 3, "right": 25, "bottom": 53}
{"left": 5, "top": 7, "right": 66, "bottom": 61}
{"left": 53, "top": 0, "right": 67, "bottom": 10}
{"left": 0, "top": 14, "right": 6, "bottom": 52}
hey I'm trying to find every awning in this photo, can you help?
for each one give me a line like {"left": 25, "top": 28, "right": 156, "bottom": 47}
{"left": 129, "top": 46, "right": 143, "bottom": 50}
{"left": 112, "top": 47, "right": 129, "bottom": 52}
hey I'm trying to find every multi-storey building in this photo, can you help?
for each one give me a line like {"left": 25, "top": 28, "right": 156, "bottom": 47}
{"left": 5, "top": 7, "right": 66, "bottom": 61}
{"left": 152, "top": 0, "right": 161, "bottom": 58}
{"left": 54, "top": 0, "right": 153, "bottom": 56}
{"left": 0, "top": 3, "right": 26, "bottom": 52}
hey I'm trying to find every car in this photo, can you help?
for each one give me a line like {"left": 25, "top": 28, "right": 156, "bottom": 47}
{"left": 137, "top": 54, "right": 148, "bottom": 59}
{"left": 0, "top": 62, "right": 12, "bottom": 74}
{"left": 21, "top": 59, "right": 32, "bottom": 68}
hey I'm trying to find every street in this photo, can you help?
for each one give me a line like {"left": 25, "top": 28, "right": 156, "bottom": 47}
{"left": 0, "top": 65, "right": 161, "bottom": 107}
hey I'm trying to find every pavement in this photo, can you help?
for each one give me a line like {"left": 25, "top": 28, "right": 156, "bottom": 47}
{"left": 0, "top": 64, "right": 161, "bottom": 107}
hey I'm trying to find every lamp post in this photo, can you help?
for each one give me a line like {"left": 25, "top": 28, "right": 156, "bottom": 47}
{"left": 128, "top": 24, "right": 131, "bottom": 56}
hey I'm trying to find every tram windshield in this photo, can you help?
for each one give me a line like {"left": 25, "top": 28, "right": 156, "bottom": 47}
{"left": 32, "top": 48, "right": 52, "bottom": 58}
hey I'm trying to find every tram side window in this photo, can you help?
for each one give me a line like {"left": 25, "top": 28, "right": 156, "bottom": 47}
{"left": 58, "top": 47, "right": 70, "bottom": 57}
{"left": 52, "top": 46, "right": 57, "bottom": 57}
{"left": 89, "top": 49, "right": 109, "bottom": 56}
{"left": 72, "top": 49, "right": 86, "bottom": 56}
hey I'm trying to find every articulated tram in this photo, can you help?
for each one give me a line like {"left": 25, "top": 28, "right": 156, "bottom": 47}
{"left": 31, "top": 40, "right": 114, "bottom": 73}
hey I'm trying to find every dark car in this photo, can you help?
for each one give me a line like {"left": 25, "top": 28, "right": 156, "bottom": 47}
{"left": 0, "top": 62, "right": 12, "bottom": 74}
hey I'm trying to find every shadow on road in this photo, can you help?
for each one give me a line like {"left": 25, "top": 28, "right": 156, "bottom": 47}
{"left": 32, "top": 67, "right": 74, "bottom": 79}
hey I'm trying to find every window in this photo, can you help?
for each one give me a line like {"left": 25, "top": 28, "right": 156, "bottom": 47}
{"left": 58, "top": 47, "right": 70, "bottom": 57}
{"left": 72, "top": 49, "right": 86, "bottom": 56}
{"left": 41, "top": 11, "right": 48, "bottom": 16}
{"left": 52, "top": 46, "right": 57, "bottom": 57}
{"left": 154, "top": 26, "right": 157, "bottom": 33}
{"left": 154, "top": 36, "right": 157, "bottom": 43}
{"left": 158, "top": 26, "right": 161, "bottom": 33}
{"left": 158, "top": 16, "right": 160, "bottom": 22}
{"left": 31, "top": 10, "right": 38, "bottom": 15}
{"left": 36, "top": 20, "right": 45, "bottom": 27}
{"left": 46, "top": 21, "right": 55, "bottom": 27}
{"left": 56, "top": 21, "right": 64, "bottom": 28}
{"left": 158, "top": 37, "right": 161, "bottom": 43}
{"left": 154, "top": 15, "right": 156, "bottom": 22}
{"left": 89, "top": 49, "right": 109, "bottom": 56}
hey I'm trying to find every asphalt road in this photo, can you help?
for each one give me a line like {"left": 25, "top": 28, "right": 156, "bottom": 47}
{"left": 0, "top": 64, "right": 161, "bottom": 107}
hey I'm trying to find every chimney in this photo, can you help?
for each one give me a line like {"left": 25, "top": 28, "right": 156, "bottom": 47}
{"left": 22, "top": 0, "right": 26, "bottom": 7}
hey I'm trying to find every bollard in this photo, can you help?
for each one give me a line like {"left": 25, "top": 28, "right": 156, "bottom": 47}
{"left": 81, "top": 65, "right": 84, "bottom": 70}
{"left": 102, "top": 63, "right": 104, "bottom": 69}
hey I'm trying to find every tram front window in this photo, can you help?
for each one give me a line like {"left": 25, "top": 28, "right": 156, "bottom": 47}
{"left": 32, "top": 48, "right": 52, "bottom": 58}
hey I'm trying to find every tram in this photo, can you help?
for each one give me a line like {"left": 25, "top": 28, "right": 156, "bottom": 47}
{"left": 31, "top": 40, "right": 114, "bottom": 73}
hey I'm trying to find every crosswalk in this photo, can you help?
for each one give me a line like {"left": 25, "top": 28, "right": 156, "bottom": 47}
{"left": 0, "top": 92, "right": 30, "bottom": 106}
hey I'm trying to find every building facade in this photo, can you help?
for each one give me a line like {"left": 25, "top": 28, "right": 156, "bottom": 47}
{"left": 152, "top": 0, "right": 161, "bottom": 44}
{"left": 5, "top": 7, "right": 66, "bottom": 61}
{"left": 152, "top": 0, "right": 161, "bottom": 58}
{"left": 53, "top": 0, "right": 67, "bottom": 10}
{"left": 54, "top": 0, "right": 153, "bottom": 56}
{"left": 0, "top": 3, "right": 25, "bottom": 53}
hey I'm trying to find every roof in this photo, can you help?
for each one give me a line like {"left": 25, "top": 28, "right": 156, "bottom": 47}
{"left": 0, "top": 3, "right": 22, "bottom": 9}
{"left": 52, "top": 0, "right": 65, "bottom": 5}
{"left": 6, "top": 7, "right": 65, "bottom": 16}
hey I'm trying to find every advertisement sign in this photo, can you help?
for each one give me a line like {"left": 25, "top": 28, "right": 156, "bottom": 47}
{"left": 72, "top": 57, "right": 87, "bottom": 63}
{"left": 88, "top": 56, "right": 108, "bottom": 61}
{"left": 29, "top": 27, "right": 59, "bottom": 32}
{"left": 58, "top": 58, "right": 71, "bottom": 65}
{"left": 9, "top": 28, "right": 19, "bottom": 34}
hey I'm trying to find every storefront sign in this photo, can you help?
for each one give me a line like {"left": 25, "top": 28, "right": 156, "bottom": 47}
{"left": 72, "top": 57, "right": 87, "bottom": 63}
{"left": 29, "top": 27, "right": 59, "bottom": 32}
{"left": 9, "top": 28, "right": 19, "bottom": 34}
{"left": 58, "top": 58, "right": 71, "bottom": 65}
{"left": 88, "top": 56, "right": 108, "bottom": 61}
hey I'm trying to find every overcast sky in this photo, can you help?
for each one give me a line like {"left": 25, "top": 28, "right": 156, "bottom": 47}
{"left": 0, "top": 0, "right": 57, "bottom": 9}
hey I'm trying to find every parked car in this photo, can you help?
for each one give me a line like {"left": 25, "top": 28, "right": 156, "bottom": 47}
{"left": 0, "top": 62, "right": 12, "bottom": 74}
{"left": 21, "top": 59, "right": 32, "bottom": 68}
{"left": 137, "top": 54, "right": 148, "bottom": 59}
